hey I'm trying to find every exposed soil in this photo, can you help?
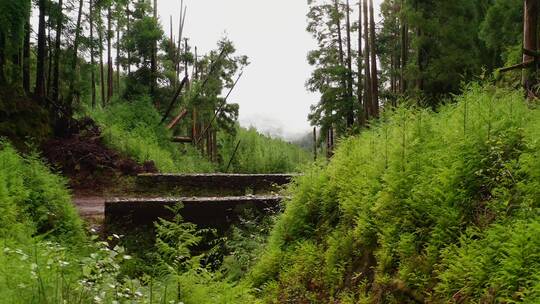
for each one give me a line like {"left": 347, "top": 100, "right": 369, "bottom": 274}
{"left": 42, "top": 117, "right": 158, "bottom": 193}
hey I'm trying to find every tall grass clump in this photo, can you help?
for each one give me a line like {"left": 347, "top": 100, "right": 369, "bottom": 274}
{"left": 220, "top": 127, "right": 310, "bottom": 173}
{"left": 249, "top": 84, "right": 540, "bottom": 303}
{"left": 89, "top": 96, "right": 215, "bottom": 173}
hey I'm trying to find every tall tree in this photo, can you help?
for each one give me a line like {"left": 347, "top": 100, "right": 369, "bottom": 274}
{"left": 107, "top": 5, "right": 113, "bottom": 101}
{"left": 357, "top": 0, "right": 365, "bottom": 125}
{"left": 68, "top": 0, "right": 85, "bottom": 105}
{"left": 151, "top": 0, "right": 157, "bottom": 98}
{"left": 369, "top": 0, "right": 379, "bottom": 117}
{"left": 90, "top": 0, "right": 96, "bottom": 108}
{"left": 363, "top": 0, "right": 372, "bottom": 118}
{"left": 52, "top": 0, "right": 64, "bottom": 103}
{"left": 35, "top": 0, "right": 48, "bottom": 98}
{"left": 522, "top": 0, "right": 538, "bottom": 91}
{"left": 23, "top": 21, "right": 31, "bottom": 94}
{"left": 400, "top": 0, "right": 408, "bottom": 93}
{"left": 98, "top": 6, "right": 105, "bottom": 106}
{"left": 345, "top": 0, "right": 355, "bottom": 127}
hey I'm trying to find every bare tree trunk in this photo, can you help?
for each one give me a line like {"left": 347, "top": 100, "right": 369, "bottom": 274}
{"left": 212, "top": 129, "right": 217, "bottom": 163}
{"left": 170, "top": 15, "right": 176, "bottom": 86}
{"left": 523, "top": 0, "right": 538, "bottom": 92}
{"left": 90, "top": 0, "right": 96, "bottom": 108}
{"left": 177, "top": 3, "right": 186, "bottom": 85}
{"left": 0, "top": 31, "right": 5, "bottom": 86}
{"left": 369, "top": 0, "right": 379, "bottom": 117}
{"left": 52, "top": 0, "right": 64, "bottom": 103}
{"left": 363, "top": 0, "right": 372, "bottom": 119}
{"left": 35, "top": 0, "right": 47, "bottom": 98}
{"left": 98, "top": 10, "right": 105, "bottom": 107}
{"left": 313, "top": 127, "right": 317, "bottom": 161}
{"left": 400, "top": 0, "right": 408, "bottom": 93}
{"left": 47, "top": 26, "right": 52, "bottom": 97}
{"left": 23, "top": 21, "right": 31, "bottom": 94}
{"left": 116, "top": 4, "right": 121, "bottom": 94}
{"left": 107, "top": 6, "right": 113, "bottom": 101}
{"left": 126, "top": 2, "right": 131, "bottom": 75}
{"left": 68, "top": 0, "right": 84, "bottom": 105}
{"left": 151, "top": 0, "right": 157, "bottom": 97}
{"left": 345, "top": 0, "right": 354, "bottom": 127}
{"left": 357, "top": 0, "right": 365, "bottom": 125}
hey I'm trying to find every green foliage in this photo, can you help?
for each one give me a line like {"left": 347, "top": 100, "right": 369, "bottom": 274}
{"left": 250, "top": 85, "right": 540, "bottom": 302}
{"left": 152, "top": 204, "right": 256, "bottom": 304}
{"left": 0, "top": 0, "right": 31, "bottom": 84}
{"left": 220, "top": 127, "right": 310, "bottom": 173}
{"left": 0, "top": 143, "right": 84, "bottom": 242}
{"left": 89, "top": 96, "right": 215, "bottom": 173}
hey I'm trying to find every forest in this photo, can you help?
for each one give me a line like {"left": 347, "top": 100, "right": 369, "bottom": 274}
{"left": 1, "top": 0, "right": 540, "bottom": 303}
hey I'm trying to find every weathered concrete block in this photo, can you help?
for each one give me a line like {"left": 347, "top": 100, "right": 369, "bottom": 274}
{"left": 135, "top": 173, "right": 299, "bottom": 196}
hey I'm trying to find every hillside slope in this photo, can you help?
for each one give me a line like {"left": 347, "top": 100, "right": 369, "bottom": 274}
{"left": 250, "top": 85, "right": 540, "bottom": 303}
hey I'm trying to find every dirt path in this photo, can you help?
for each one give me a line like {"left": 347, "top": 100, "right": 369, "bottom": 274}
{"left": 73, "top": 196, "right": 105, "bottom": 216}
{"left": 73, "top": 196, "right": 106, "bottom": 231}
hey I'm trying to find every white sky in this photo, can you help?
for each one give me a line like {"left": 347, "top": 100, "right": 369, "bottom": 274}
{"left": 158, "top": 0, "right": 383, "bottom": 139}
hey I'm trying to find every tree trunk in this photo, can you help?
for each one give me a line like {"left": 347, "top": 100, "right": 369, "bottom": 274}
{"left": 90, "top": 0, "right": 96, "bottom": 108}
{"left": 400, "top": 0, "right": 408, "bottom": 93}
{"left": 35, "top": 0, "right": 47, "bottom": 98}
{"left": 523, "top": 0, "right": 538, "bottom": 91}
{"left": 151, "top": 0, "right": 157, "bottom": 97}
{"left": 116, "top": 4, "right": 121, "bottom": 94}
{"left": 68, "top": 0, "right": 84, "bottom": 106}
{"left": 363, "top": 0, "right": 372, "bottom": 119}
{"left": 126, "top": 2, "right": 131, "bottom": 75}
{"left": 23, "top": 21, "right": 31, "bottom": 94}
{"left": 357, "top": 0, "right": 365, "bottom": 125}
{"left": 0, "top": 31, "right": 5, "bottom": 86}
{"left": 345, "top": 0, "right": 355, "bottom": 127}
{"left": 52, "top": 0, "right": 64, "bottom": 104}
{"left": 98, "top": 10, "right": 105, "bottom": 107}
{"left": 107, "top": 6, "right": 113, "bottom": 102}
{"left": 47, "top": 26, "right": 52, "bottom": 97}
{"left": 369, "top": 0, "right": 379, "bottom": 117}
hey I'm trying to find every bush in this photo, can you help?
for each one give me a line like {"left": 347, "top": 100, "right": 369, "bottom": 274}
{"left": 250, "top": 84, "right": 540, "bottom": 303}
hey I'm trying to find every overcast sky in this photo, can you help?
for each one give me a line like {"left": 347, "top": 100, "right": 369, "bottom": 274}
{"left": 158, "top": 0, "right": 383, "bottom": 139}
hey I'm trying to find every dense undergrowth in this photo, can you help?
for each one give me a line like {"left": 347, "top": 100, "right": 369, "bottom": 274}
{"left": 89, "top": 97, "right": 309, "bottom": 174}
{"left": 5, "top": 85, "right": 540, "bottom": 303}
{"left": 250, "top": 84, "right": 540, "bottom": 303}
{"left": 220, "top": 127, "right": 310, "bottom": 173}
{"left": 89, "top": 97, "right": 216, "bottom": 173}
{"left": 0, "top": 142, "right": 259, "bottom": 303}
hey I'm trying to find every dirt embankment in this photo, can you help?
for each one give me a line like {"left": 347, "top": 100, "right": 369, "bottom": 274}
{"left": 42, "top": 117, "right": 157, "bottom": 194}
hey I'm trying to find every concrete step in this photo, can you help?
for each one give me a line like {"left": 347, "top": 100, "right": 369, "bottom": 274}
{"left": 105, "top": 195, "right": 285, "bottom": 229}
{"left": 135, "top": 173, "right": 298, "bottom": 196}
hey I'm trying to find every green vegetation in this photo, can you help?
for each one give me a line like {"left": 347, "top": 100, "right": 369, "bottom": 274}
{"left": 220, "top": 127, "right": 311, "bottom": 173}
{"left": 89, "top": 96, "right": 309, "bottom": 174}
{"left": 89, "top": 97, "right": 215, "bottom": 173}
{"left": 0, "top": 142, "right": 258, "bottom": 303}
{"left": 250, "top": 85, "right": 540, "bottom": 303}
